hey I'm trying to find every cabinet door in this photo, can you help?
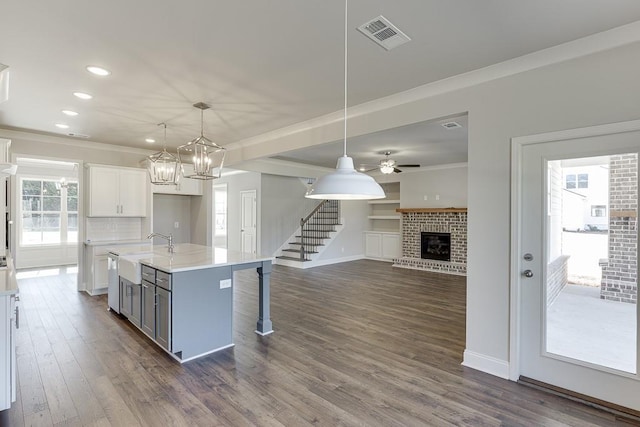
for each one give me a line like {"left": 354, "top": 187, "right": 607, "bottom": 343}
{"left": 141, "top": 281, "right": 155, "bottom": 338}
{"left": 155, "top": 287, "right": 171, "bottom": 351}
{"left": 365, "top": 233, "right": 382, "bottom": 258}
{"left": 88, "top": 167, "right": 119, "bottom": 216}
{"left": 94, "top": 255, "right": 109, "bottom": 291}
{"left": 119, "top": 169, "right": 147, "bottom": 216}
{"left": 382, "top": 233, "right": 401, "bottom": 259}
{"left": 129, "top": 283, "right": 142, "bottom": 327}
{"left": 119, "top": 279, "right": 131, "bottom": 318}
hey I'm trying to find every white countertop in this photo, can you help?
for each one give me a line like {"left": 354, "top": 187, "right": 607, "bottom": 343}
{"left": 84, "top": 239, "right": 149, "bottom": 247}
{"left": 111, "top": 243, "right": 273, "bottom": 273}
{"left": 0, "top": 257, "right": 18, "bottom": 296}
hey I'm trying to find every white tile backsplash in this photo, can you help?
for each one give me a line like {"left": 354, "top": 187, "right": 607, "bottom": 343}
{"left": 86, "top": 217, "right": 142, "bottom": 242}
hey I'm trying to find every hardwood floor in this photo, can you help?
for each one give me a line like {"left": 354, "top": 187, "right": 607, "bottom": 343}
{"left": 3, "top": 260, "right": 638, "bottom": 426}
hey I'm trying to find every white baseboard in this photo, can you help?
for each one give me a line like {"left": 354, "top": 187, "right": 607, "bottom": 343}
{"left": 462, "top": 349, "right": 510, "bottom": 380}
{"left": 274, "top": 254, "right": 365, "bottom": 269}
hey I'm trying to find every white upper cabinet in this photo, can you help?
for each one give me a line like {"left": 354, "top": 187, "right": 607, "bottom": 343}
{"left": 87, "top": 165, "right": 147, "bottom": 217}
{"left": 151, "top": 164, "right": 203, "bottom": 196}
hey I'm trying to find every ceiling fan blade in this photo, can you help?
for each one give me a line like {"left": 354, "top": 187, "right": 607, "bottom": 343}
{"left": 397, "top": 164, "right": 420, "bottom": 168}
{"left": 393, "top": 168, "right": 403, "bottom": 173}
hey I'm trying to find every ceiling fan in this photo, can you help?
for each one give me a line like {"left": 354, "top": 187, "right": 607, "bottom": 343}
{"left": 359, "top": 151, "right": 420, "bottom": 174}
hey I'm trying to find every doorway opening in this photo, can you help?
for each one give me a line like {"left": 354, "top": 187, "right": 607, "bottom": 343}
{"left": 213, "top": 183, "right": 228, "bottom": 248}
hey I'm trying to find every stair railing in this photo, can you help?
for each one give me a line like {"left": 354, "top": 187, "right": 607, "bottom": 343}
{"left": 299, "top": 199, "right": 339, "bottom": 261}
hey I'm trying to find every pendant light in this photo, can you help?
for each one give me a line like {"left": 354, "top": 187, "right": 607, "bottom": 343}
{"left": 147, "top": 123, "right": 180, "bottom": 185}
{"left": 178, "top": 102, "right": 226, "bottom": 180}
{"left": 305, "top": 0, "right": 385, "bottom": 200}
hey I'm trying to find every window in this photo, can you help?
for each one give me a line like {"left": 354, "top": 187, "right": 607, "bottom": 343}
{"left": 21, "top": 178, "right": 78, "bottom": 245}
{"left": 566, "top": 173, "right": 589, "bottom": 189}
{"left": 591, "top": 205, "right": 607, "bottom": 217}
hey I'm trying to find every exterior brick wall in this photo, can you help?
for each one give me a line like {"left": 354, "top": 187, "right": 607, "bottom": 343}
{"left": 547, "top": 255, "right": 569, "bottom": 306}
{"left": 601, "top": 153, "right": 637, "bottom": 304}
{"left": 393, "top": 211, "right": 467, "bottom": 275}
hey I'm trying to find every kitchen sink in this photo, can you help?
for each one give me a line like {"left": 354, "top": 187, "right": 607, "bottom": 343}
{"left": 118, "top": 253, "right": 153, "bottom": 284}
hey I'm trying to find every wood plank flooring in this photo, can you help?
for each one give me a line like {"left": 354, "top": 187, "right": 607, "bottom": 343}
{"left": 3, "top": 260, "right": 638, "bottom": 426}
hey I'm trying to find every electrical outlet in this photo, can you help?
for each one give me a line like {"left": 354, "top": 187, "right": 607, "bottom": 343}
{"left": 220, "top": 279, "right": 232, "bottom": 289}
{"left": 436, "top": 195, "right": 440, "bottom": 200}
{"left": 423, "top": 195, "right": 428, "bottom": 201}
{"left": 174, "top": 221, "right": 179, "bottom": 228}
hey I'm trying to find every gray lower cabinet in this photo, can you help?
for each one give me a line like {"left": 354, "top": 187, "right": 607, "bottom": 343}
{"left": 120, "top": 278, "right": 131, "bottom": 318}
{"left": 129, "top": 282, "right": 142, "bottom": 327}
{"left": 155, "top": 287, "right": 171, "bottom": 351}
{"left": 140, "top": 265, "right": 173, "bottom": 351}
{"left": 141, "top": 279, "right": 155, "bottom": 337}
{"left": 119, "top": 278, "right": 142, "bottom": 327}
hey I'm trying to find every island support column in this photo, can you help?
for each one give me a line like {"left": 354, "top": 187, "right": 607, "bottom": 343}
{"left": 256, "top": 261, "right": 273, "bottom": 335}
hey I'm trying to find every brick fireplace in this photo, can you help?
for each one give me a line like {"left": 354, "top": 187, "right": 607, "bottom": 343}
{"left": 393, "top": 208, "right": 467, "bottom": 275}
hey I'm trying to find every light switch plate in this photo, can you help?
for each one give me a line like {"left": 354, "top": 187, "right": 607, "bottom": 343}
{"left": 220, "top": 278, "right": 232, "bottom": 289}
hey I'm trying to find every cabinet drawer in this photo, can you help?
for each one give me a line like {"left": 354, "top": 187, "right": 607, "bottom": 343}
{"left": 156, "top": 271, "right": 172, "bottom": 291}
{"left": 141, "top": 265, "right": 156, "bottom": 283}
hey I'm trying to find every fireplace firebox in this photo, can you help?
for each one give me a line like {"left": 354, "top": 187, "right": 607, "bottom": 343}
{"left": 421, "top": 232, "right": 451, "bottom": 261}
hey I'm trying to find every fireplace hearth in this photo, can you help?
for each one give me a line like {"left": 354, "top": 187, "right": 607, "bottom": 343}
{"left": 421, "top": 232, "right": 451, "bottom": 261}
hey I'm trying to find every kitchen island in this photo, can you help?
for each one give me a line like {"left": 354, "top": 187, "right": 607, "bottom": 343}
{"left": 108, "top": 244, "right": 273, "bottom": 363}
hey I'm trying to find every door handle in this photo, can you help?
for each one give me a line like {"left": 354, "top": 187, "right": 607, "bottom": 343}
{"left": 522, "top": 270, "right": 534, "bottom": 278}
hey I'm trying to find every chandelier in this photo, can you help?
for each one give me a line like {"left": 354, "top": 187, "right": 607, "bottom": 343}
{"left": 147, "top": 123, "right": 180, "bottom": 185}
{"left": 178, "top": 102, "right": 226, "bottom": 180}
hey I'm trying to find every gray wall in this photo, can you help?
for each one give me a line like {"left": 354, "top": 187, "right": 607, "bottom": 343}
{"left": 260, "top": 174, "right": 317, "bottom": 256}
{"left": 318, "top": 200, "right": 369, "bottom": 260}
{"left": 152, "top": 194, "right": 192, "bottom": 244}
{"left": 396, "top": 165, "right": 468, "bottom": 208}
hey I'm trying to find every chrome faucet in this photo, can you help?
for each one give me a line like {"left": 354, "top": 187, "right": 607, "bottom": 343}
{"left": 147, "top": 232, "right": 174, "bottom": 253}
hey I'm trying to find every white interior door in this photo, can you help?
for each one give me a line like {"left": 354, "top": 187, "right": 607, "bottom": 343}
{"left": 240, "top": 190, "right": 256, "bottom": 254}
{"left": 515, "top": 124, "right": 640, "bottom": 411}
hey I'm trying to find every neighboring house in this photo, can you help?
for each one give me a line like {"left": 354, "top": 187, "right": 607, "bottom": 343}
{"left": 561, "top": 164, "right": 609, "bottom": 231}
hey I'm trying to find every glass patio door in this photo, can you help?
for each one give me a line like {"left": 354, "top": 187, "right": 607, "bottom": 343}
{"left": 517, "top": 126, "right": 640, "bottom": 411}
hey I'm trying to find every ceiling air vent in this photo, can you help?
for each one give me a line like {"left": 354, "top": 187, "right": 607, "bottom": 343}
{"left": 441, "top": 121, "right": 462, "bottom": 130}
{"left": 357, "top": 16, "right": 410, "bottom": 51}
{"left": 67, "top": 132, "right": 90, "bottom": 138}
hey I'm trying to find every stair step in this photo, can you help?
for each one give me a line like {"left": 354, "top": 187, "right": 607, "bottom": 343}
{"left": 276, "top": 256, "right": 311, "bottom": 262}
{"left": 289, "top": 242, "right": 325, "bottom": 247}
{"left": 283, "top": 248, "right": 318, "bottom": 254}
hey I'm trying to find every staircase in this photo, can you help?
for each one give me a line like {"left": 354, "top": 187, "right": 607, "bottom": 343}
{"left": 276, "top": 199, "right": 341, "bottom": 265}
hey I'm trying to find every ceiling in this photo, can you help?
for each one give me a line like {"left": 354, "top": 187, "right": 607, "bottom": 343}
{"left": 273, "top": 115, "right": 468, "bottom": 171}
{"left": 2, "top": 0, "right": 640, "bottom": 169}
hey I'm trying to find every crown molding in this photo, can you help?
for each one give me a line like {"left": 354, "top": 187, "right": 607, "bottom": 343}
{"left": 0, "top": 127, "right": 154, "bottom": 156}
{"left": 228, "top": 20, "right": 640, "bottom": 150}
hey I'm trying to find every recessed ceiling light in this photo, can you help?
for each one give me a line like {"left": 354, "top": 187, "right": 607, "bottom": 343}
{"left": 145, "top": 138, "right": 155, "bottom": 143}
{"left": 62, "top": 110, "right": 78, "bottom": 116}
{"left": 86, "top": 66, "right": 110, "bottom": 77}
{"left": 55, "top": 123, "right": 70, "bottom": 129}
{"left": 73, "top": 92, "right": 92, "bottom": 100}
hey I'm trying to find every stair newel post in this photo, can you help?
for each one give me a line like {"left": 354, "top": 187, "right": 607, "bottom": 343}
{"left": 300, "top": 217, "right": 305, "bottom": 261}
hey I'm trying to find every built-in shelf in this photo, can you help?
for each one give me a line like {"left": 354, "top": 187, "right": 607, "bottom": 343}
{"left": 369, "top": 183, "right": 401, "bottom": 234}
{"left": 368, "top": 215, "right": 401, "bottom": 220}
{"left": 396, "top": 207, "right": 468, "bottom": 213}
{"left": 369, "top": 199, "right": 400, "bottom": 205}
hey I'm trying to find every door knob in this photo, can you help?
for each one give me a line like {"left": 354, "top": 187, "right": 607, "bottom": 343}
{"left": 522, "top": 270, "right": 534, "bottom": 278}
